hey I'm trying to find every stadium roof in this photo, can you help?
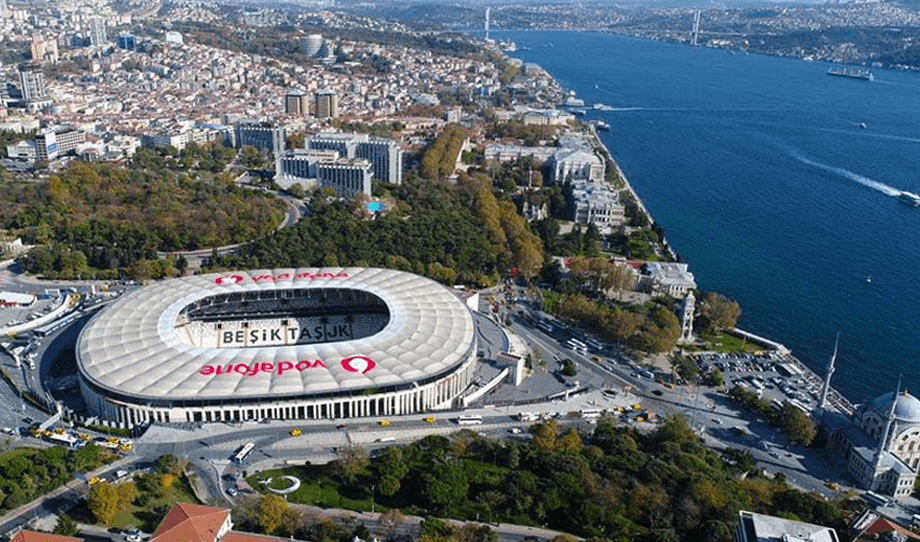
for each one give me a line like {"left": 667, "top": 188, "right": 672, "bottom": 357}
{"left": 77, "top": 268, "right": 476, "bottom": 403}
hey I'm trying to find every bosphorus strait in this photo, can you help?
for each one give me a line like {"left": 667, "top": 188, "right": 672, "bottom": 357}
{"left": 502, "top": 30, "right": 920, "bottom": 403}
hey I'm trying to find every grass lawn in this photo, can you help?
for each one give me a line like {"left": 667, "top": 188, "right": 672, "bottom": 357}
{"left": 246, "top": 465, "right": 378, "bottom": 512}
{"left": 708, "top": 332, "right": 763, "bottom": 354}
{"left": 108, "top": 476, "right": 201, "bottom": 532}
{"left": 0, "top": 448, "right": 36, "bottom": 462}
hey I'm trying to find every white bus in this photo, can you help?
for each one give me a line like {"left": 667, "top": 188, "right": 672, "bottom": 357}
{"left": 517, "top": 412, "right": 540, "bottom": 422}
{"left": 456, "top": 415, "right": 483, "bottom": 426}
{"left": 580, "top": 408, "right": 603, "bottom": 420}
{"left": 232, "top": 442, "right": 256, "bottom": 464}
{"left": 566, "top": 338, "right": 588, "bottom": 354}
{"left": 586, "top": 338, "right": 604, "bottom": 352}
{"left": 538, "top": 321, "right": 554, "bottom": 334}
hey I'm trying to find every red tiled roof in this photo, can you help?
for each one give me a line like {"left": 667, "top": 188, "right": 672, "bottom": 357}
{"left": 150, "top": 503, "right": 231, "bottom": 542}
{"left": 857, "top": 517, "right": 920, "bottom": 541}
{"left": 10, "top": 531, "right": 84, "bottom": 542}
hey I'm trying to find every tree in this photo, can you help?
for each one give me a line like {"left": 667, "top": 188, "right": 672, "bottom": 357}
{"left": 705, "top": 368, "right": 724, "bottom": 387}
{"left": 778, "top": 404, "right": 817, "bottom": 446}
{"left": 530, "top": 419, "right": 558, "bottom": 451}
{"left": 335, "top": 446, "right": 369, "bottom": 483}
{"left": 71, "top": 444, "right": 101, "bottom": 472}
{"left": 118, "top": 481, "right": 138, "bottom": 506}
{"left": 53, "top": 514, "right": 79, "bottom": 536}
{"left": 422, "top": 463, "right": 469, "bottom": 510}
{"left": 672, "top": 356, "right": 700, "bottom": 383}
{"left": 287, "top": 183, "right": 306, "bottom": 199}
{"left": 457, "top": 523, "right": 498, "bottom": 542}
{"left": 605, "top": 309, "right": 644, "bottom": 345}
{"left": 155, "top": 454, "right": 181, "bottom": 474}
{"left": 257, "top": 495, "right": 289, "bottom": 535}
{"left": 419, "top": 516, "right": 454, "bottom": 542}
{"left": 378, "top": 474, "right": 401, "bottom": 497}
{"left": 697, "top": 292, "right": 742, "bottom": 335}
{"left": 561, "top": 359, "right": 577, "bottom": 377}
{"left": 88, "top": 482, "right": 122, "bottom": 525}
{"left": 637, "top": 307, "right": 681, "bottom": 353}
{"left": 557, "top": 428, "right": 583, "bottom": 453}
{"left": 375, "top": 508, "right": 405, "bottom": 539}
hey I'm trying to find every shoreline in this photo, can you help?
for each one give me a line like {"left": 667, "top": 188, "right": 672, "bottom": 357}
{"left": 585, "top": 125, "right": 857, "bottom": 416}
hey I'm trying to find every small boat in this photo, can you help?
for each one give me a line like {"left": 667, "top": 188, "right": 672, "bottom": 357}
{"left": 899, "top": 191, "right": 920, "bottom": 206}
{"left": 859, "top": 121, "right": 867, "bottom": 129}
{"left": 866, "top": 275, "right": 872, "bottom": 284}
{"left": 595, "top": 121, "right": 610, "bottom": 131}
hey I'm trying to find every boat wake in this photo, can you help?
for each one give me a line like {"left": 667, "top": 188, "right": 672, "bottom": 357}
{"left": 790, "top": 152, "right": 901, "bottom": 197}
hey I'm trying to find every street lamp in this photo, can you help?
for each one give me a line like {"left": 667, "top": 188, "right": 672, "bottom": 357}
{"left": 371, "top": 484, "right": 375, "bottom": 514}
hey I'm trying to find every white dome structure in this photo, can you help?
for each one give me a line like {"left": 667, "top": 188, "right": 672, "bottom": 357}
{"left": 77, "top": 268, "right": 477, "bottom": 428}
{"left": 870, "top": 391, "right": 920, "bottom": 425}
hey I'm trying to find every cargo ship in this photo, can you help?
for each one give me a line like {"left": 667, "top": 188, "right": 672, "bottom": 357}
{"left": 827, "top": 66, "right": 874, "bottom": 81}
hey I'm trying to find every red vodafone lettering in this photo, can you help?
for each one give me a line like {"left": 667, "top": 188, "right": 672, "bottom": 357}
{"left": 214, "top": 271, "right": 350, "bottom": 286}
{"left": 214, "top": 275, "right": 245, "bottom": 285}
{"left": 199, "top": 356, "right": 372, "bottom": 377}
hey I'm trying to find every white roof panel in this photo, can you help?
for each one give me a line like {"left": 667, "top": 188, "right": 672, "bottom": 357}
{"left": 77, "top": 268, "right": 475, "bottom": 402}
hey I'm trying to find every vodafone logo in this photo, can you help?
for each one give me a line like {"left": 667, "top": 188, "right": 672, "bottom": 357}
{"left": 214, "top": 275, "right": 244, "bottom": 285}
{"left": 341, "top": 355, "right": 376, "bottom": 374}
{"left": 213, "top": 271, "right": 349, "bottom": 286}
{"left": 199, "top": 355, "right": 377, "bottom": 377}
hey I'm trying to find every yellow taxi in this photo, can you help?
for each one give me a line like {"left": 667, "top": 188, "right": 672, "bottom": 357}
{"left": 631, "top": 404, "right": 642, "bottom": 411}
{"left": 88, "top": 477, "right": 101, "bottom": 485}
{"left": 379, "top": 420, "right": 391, "bottom": 427}
{"left": 424, "top": 416, "right": 435, "bottom": 424}
{"left": 289, "top": 429, "right": 302, "bottom": 437}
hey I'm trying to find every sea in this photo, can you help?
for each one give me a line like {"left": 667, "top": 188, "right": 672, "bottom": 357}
{"left": 496, "top": 30, "right": 920, "bottom": 404}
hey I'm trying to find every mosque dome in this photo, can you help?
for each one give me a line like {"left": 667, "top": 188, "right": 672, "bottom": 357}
{"left": 870, "top": 391, "right": 920, "bottom": 424}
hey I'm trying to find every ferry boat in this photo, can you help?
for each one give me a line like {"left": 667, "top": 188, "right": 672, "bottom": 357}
{"left": 595, "top": 121, "right": 611, "bottom": 131}
{"left": 898, "top": 191, "right": 920, "bottom": 206}
{"left": 827, "top": 66, "right": 874, "bottom": 81}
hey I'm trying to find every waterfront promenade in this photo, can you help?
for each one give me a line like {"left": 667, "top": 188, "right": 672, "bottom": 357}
{"left": 587, "top": 125, "right": 856, "bottom": 419}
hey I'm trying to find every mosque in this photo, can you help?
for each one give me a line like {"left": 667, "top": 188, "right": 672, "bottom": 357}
{"left": 821, "top": 342, "right": 920, "bottom": 499}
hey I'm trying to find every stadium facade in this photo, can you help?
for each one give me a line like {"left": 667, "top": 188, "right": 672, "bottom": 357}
{"left": 76, "top": 268, "right": 477, "bottom": 427}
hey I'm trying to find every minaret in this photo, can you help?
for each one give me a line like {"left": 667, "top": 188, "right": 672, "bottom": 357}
{"left": 873, "top": 376, "right": 902, "bottom": 466}
{"left": 818, "top": 333, "right": 838, "bottom": 410}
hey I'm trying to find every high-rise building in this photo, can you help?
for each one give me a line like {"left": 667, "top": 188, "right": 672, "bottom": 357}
{"left": 275, "top": 151, "right": 372, "bottom": 198}
{"left": 34, "top": 128, "right": 85, "bottom": 162}
{"left": 316, "top": 159, "right": 373, "bottom": 198}
{"left": 303, "top": 34, "right": 324, "bottom": 58}
{"left": 284, "top": 89, "right": 307, "bottom": 116}
{"left": 116, "top": 33, "right": 137, "bottom": 51}
{"left": 0, "top": 0, "right": 8, "bottom": 18}
{"left": 235, "top": 120, "right": 285, "bottom": 153}
{"left": 314, "top": 89, "right": 338, "bottom": 119}
{"left": 19, "top": 69, "right": 46, "bottom": 101}
{"left": 89, "top": 16, "right": 107, "bottom": 47}
{"left": 308, "top": 133, "right": 403, "bottom": 185}
{"left": 30, "top": 35, "right": 46, "bottom": 63}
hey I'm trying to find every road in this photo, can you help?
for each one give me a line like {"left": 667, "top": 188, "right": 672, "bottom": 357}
{"left": 0, "top": 272, "right": 890, "bottom": 536}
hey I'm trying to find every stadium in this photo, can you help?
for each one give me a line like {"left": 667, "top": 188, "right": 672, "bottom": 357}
{"left": 76, "top": 268, "right": 477, "bottom": 428}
